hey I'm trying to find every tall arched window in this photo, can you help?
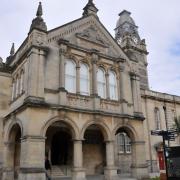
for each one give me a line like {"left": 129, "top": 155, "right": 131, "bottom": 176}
{"left": 116, "top": 132, "right": 131, "bottom": 154}
{"left": 15, "top": 75, "right": 20, "bottom": 97}
{"left": 97, "top": 68, "right": 106, "bottom": 98}
{"left": 20, "top": 71, "right": 24, "bottom": 94}
{"left": 65, "top": 60, "right": 76, "bottom": 93}
{"left": 154, "top": 108, "right": 161, "bottom": 130}
{"left": 109, "top": 71, "right": 117, "bottom": 100}
{"left": 12, "top": 79, "right": 15, "bottom": 100}
{"left": 80, "top": 63, "right": 89, "bottom": 95}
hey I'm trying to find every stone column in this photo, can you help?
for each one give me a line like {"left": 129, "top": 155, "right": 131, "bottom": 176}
{"left": 59, "top": 44, "right": 67, "bottom": 90}
{"left": 91, "top": 58, "right": 98, "bottom": 96}
{"left": 118, "top": 64, "right": 128, "bottom": 114}
{"left": 131, "top": 141, "right": 149, "bottom": 179}
{"left": 131, "top": 73, "right": 142, "bottom": 116}
{"left": 18, "top": 136, "right": 46, "bottom": 180}
{"left": 105, "top": 72, "right": 110, "bottom": 99}
{"left": 91, "top": 51, "right": 100, "bottom": 110}
{"left": 59, "top": 43, "right": 68, "bottom": 105}
{"left": 104, "top": 141, "right": 118, "bottom": 180}
{"left": 72, "top": 140, "right": 86, "bottom": 180}
{"left": 76, "top": 65, "right": 80, "bottom": 94}
{"left": 2, "top": 142, "right": 15, "bottom": 180}
{"left": 26, "top": 48, "right": 46, "bottom": 101}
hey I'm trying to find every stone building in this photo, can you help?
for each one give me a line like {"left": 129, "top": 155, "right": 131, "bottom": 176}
{"left": 0, "top": 1, "right": 179, "bottom": 180}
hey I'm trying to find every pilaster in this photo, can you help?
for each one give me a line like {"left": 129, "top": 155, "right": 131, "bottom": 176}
{"left": 104, "top": 141, "right": 118, "bottom": 180}
{"left": 58, "top": 41, "right": 68, "bottom": 106}
{"left": 131, "top": 141, "right": 149, "bottom": 179}
{"left": 72, "top": 140, "right": 86, "bottom": 180}
{"left": 18, "top": 136, "right": 46, "bottom": 180}
{"left": 26, "top": 48, "right": 46, "bottom": 101}
{"left": 118, "top": 62, "right": 128, "bottom": 114}
{"left": 131, "top": 73, "right": 143, "bottom": 116}
{"left": 91, "top": 50, "right": 100, "bottom": 111}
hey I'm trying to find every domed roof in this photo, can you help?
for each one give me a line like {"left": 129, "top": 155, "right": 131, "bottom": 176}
{"left": 116, "top": 10, "right": 136, "bottom": 28}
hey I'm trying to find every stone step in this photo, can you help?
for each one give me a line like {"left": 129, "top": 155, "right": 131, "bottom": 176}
{"left": 51, "top": 166, "right": 65, "bottom": 178}
{"left": 52, "top": 174, "right": 137, "bottom": 180}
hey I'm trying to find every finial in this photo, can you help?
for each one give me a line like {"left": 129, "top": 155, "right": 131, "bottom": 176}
{"left": 83, "top": 0, "right": 98, "bottom": 17}
{"left": 29, "top": 2, "right": 47, "bottom": 33}
{"left": 10, "top": 43, "right": 15, "bottom": 56}
{"left": 36, "top": 2, "right": 43, "bottom": 17}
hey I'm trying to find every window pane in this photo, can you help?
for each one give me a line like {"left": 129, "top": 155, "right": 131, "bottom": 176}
{"left": 116, "top": 133, "right": 125, "bottom": 153}
{"left": 65, "top": 60, "right": 76, "bottom": 93}
{"left": 97, "top": 68, "right": 106, "bottom": 98}
{"left": 125, "top": 135, "right": 131, "bottom": 153}
{"left": 109, "top": 71, "right": 117, "bottom": 100}
{"left": 80, "top": 64, "right": 89, "bottom": 95}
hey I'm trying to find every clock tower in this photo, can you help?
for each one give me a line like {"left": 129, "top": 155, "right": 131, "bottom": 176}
{"left": 115, "top": 10, "right": 149, "bottom": 89}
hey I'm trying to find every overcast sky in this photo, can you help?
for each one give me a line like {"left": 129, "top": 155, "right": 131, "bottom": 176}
{"left": 0, "top": 0, "right": 180, "bottom": 96}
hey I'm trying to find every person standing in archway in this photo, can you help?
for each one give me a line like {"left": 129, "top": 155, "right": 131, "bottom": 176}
{"left": 45, "top": 155, "right": 52, "bottom": 180}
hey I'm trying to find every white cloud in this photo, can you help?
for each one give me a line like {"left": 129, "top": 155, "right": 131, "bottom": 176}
{"left": 0, "top": 0, "right": 179, "bottom": 95}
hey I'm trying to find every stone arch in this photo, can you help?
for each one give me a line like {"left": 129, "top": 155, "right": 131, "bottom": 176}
{"left": 65, "top": 54, "right": 79, "bottom": 66}
{"left": 112, "top": 123, "right": 138, "bottom": 142}
{"left": 3, "top": 120, "right": 22, "bottom": 180}
{"left": 80, "top": 120, "right": 111, "bottom": 141}
{"left": 41, "top": 116, "right": 80, "bottom": 140}
{"left": 5, "top": 119, "right": 23, "bottom": 143}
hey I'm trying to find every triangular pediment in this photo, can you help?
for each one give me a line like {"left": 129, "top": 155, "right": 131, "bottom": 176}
{"left": 76, "top": 25, "right": 110, "bottom": 48}
{"left": 48, "top": 15, "right": 129, "bottom": 60}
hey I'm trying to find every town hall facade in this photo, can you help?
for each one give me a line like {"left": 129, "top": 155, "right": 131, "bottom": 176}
{"left": 0, "top": 1, "right": 180, "bottom": 180}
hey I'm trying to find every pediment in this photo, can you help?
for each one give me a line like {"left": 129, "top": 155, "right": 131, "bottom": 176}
{"left": 48, "top": 15, "right": 129, "bottom": 60}
{"left": 76, "top": 25, "right": 110, "bottom": 48}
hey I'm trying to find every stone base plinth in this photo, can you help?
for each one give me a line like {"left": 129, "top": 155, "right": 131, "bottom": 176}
{"left": 72, "top": 167, "right": 86, "bottom": 180}
{"left": 104, "top": 166, "right": 119, "bottom": 180}
{"left": 132, "top": 165, "right": 149, "bottom": 180}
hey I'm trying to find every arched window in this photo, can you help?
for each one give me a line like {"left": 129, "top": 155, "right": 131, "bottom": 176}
{"left": 12, "top": 79, "right": 15, "bottom": 100}
{"left": 20, "top": 71, "right": 24, "bottom": 94}
{"left": 15, "top": 75, "right": 20, "bottom": 97}
{"left": 109, "top": 71, "right": 117, "bottom": 100}
{"left": 80, "top": 63, "right": 89, "bottom": 95}
{"left": 65, "top": 60, "right": 76, "bottom": 93}
{"left": 154, "top": 108, "right": 161, "bottom": 130}
{"left": 116, "top": 132, "right": 131, "bottom": 154}
{"left": 97, "top": 68, "right": 106, "bottom": 98}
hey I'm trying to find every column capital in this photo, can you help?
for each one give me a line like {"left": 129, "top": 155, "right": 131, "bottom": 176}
{"left": 119, "top": 65, "right": 125, "bottom": 72}
{"left": 90, "top": 49, "right": 99, "bottom": 64}
{"left": 59, "top": 41, "right": 68, "bottom": 55}
{"left": 72, "top": 138, "right": 84, "bottom": 142}
{"left": 104, "top": 140, "right": 115, "bottom": 143}
{"left": 105, "top": 72, "right": 109, "bottom": 77}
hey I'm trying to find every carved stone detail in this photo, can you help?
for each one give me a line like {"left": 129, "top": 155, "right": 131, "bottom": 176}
{"left": 76, "top": 25, "right": 109, "bottom": 47}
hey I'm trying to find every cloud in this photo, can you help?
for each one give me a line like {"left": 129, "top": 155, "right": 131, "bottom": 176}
{"left": 0, "top": 0, "right": 179, "bottom": 95}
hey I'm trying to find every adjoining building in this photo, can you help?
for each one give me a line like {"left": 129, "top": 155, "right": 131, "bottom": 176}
{"left": 0, "top": 1, "right": 179, "bottom": 180}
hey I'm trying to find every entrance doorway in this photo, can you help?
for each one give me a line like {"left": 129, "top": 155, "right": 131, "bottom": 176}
{"left": 158, "top": 151, "right": 165, "bottom": 170}
{"left": 6, "top": 124, "right": 21, "bottom": 180}
{"left": 51, "top": 131, "right": 72, "bottom": 166}
{"left": 83, "top": 125, "right": 106, "bottom": 175}
{"left": 45, "top": 122, "right": 73, "bottom": 177}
